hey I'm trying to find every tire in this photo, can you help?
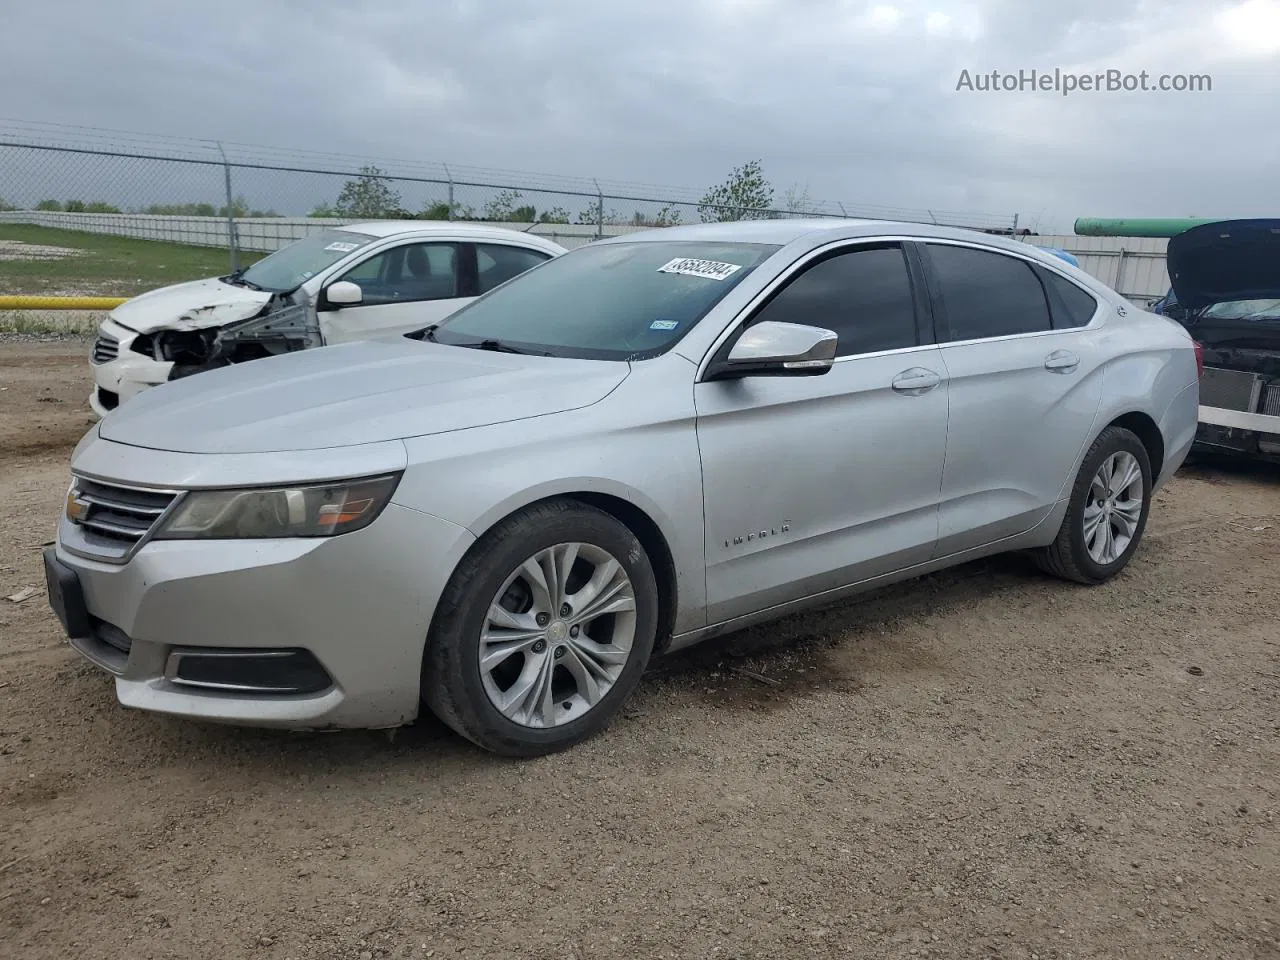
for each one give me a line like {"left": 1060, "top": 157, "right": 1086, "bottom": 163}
{"left": 421, "top": 498, "right": 659, "bottom": 757}
{"left": 1033, "top": 425, "right": 1153, "bottom": 585}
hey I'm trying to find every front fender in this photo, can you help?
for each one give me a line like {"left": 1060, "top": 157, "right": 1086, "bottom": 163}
{"left": 393, "top": 364, "right": 707, "bottom": 634}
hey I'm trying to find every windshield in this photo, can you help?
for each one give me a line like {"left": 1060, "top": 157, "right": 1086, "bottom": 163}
{"left": 432, "top": 241, "right": 780, "bottom": 360}
{"left": 1200, "top": 298, "right": 1280, "bottom": 320}
{"left": 237, "top": 229, "right": 376, "bottom": 293}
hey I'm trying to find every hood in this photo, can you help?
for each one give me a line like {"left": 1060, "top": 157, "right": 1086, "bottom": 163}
{"left": 1167, "top": 219, "right": 1280, "bottom": 310}
{"left": 108, "top": 277, "right": 272, "bottom": 334}
{"left": 97, "top": 339, "right": 630, "bottom": 454}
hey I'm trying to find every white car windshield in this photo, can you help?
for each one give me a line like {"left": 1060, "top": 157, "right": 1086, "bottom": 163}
{"left": 431, "top": 241, "right": 780, "bottom": 360}
{"left": 1200, "top": 298, "right": 1280, "bottom": 320}
{"left": 235, "top": 229, "right": 376, "bottom": 293}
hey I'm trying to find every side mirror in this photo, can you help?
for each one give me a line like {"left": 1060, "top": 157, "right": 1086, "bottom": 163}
{"left": 706, "top": 320, "right": 838, "bottom": 380}
{"left": 325, "top": 280, "right": 363, "bottom": 307}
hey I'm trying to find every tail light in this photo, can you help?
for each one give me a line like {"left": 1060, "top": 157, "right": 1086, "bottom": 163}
{"left": 1193, "top": 340, "right": 1204, "bottom": 379}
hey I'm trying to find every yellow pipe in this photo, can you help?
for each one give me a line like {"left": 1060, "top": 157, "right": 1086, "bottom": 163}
{"left": 0, "top": 296, "right": 127, "bottom": 310}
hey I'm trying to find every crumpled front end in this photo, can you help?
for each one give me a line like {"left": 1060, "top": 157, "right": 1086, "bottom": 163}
{"left": 1165, "top": 219, "right": 1280, "bottom": 460}
{"left": 89, "top": 289, "right": 322, "bottom": 416}
{"left": 1195, "top": 347, "right": 1280, "bottom": 460}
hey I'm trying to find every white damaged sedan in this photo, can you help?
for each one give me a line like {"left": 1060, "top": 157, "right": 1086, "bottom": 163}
{"left": 89, "top": 222, "right": 565, "bottom": 415}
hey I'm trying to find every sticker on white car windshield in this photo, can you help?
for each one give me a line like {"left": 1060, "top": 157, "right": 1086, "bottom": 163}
{"left": 324, "top": 241, "right": 361, "bottom": 253}
{"left": 657, "top": 257, "right": 742, "bottom": 281}
{"left": 649, "top": 319, "right": 679, "bottom": 330}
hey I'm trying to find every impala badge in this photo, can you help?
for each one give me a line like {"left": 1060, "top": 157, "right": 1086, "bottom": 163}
{"left": 725, "top": 522, "right": 790, "bottom": 549}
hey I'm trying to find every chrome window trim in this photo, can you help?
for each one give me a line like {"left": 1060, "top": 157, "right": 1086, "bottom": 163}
{"left": 919, "top": 237, "right": 1105, "bottom": 336}
{"left": 693, "top": 234, "right": 1111, "bottom": 382}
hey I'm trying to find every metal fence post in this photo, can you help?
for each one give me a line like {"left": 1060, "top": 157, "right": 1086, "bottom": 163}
{"left": 216, "top": 142, "right": 240, "bottom": 272}
{"left": 594, "top": 179, "right": 603, "bottom": 240}
{"left": 444, "top": 163, "right": 454, "bottom": 221}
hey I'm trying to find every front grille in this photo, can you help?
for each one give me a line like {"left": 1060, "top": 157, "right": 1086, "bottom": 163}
{"left": 1200, "top": 366, "right": 1263, "bottom": 412}
{"left": 1263, "top": 384, "right": 1280, "bottom": 417}
{"left": 91, "top": 334, "right": 119, "bottom": 364}
{"left": 71, "top": 477, "right": 178, "bottom": 547}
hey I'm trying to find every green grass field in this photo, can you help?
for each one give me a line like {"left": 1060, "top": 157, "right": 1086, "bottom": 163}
{"left": 0, "top": 224, "right": 265, "bottom": 298}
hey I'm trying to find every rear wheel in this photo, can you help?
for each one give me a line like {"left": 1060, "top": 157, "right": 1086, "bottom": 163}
{"left": 1033, "top": 425, "right": 1153, "bottom": 584}
{"left": 421, "top": 498, "right": 658, "bottom": 756}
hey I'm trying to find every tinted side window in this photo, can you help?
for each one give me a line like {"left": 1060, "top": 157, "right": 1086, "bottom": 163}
{"left": 338, "top": 242, "right": 459, "bottom": 305}
{"left": 477, "top": 244, "right": 551, "bottom": 294}
{"left": 927, "top": 244, "right": 1051, "bottom": 340}
{"left": 1042, "top": 269, "right": 1099, "bottom": 328}
{"left": 749, "top": 245, "right": 917, "bottom": 357}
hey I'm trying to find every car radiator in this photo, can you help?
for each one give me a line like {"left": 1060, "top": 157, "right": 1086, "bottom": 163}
{"left": 1200, "top": 366, "right": 1264, "bottom": 412}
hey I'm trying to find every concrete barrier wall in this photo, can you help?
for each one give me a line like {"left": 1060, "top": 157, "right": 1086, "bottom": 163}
{"left": 1, "top": 211, "right": 1171, "bottom": 304}
{"left": 0, "top": 210, "right": 640, "bottom": 251}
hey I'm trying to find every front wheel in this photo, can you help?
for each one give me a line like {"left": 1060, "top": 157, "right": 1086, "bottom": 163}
{"left": 1033, "top": 425, "right": 1153, "bottom": 584}
{"left": 421, "top": 498, "right": 659, "bottom": 757}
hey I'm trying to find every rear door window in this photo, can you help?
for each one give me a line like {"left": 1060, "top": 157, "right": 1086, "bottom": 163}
{"left": 925, "top": 244, "right": 1052, "bottom": 341}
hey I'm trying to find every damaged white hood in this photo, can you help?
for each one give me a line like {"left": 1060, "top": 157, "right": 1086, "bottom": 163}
{"left": 96, "top": 338, "right": 630, "bottom": 454}
{"left": 108, "top": 277, "right": 272, "bottom": 334}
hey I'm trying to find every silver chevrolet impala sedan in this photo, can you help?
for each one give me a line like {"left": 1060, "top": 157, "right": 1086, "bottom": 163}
{"left": 45, "top": 219, "right": 1200, "bottom": 756}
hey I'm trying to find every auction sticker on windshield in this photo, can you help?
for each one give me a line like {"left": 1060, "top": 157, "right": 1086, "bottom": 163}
{"left": 324, "top": 241, "right": 361, "bottom": 253}
{"left": 657, "top": 258, "right": 743, "bottom": 281}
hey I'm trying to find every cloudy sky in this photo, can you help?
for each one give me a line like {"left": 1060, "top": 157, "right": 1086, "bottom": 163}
{"left": 2, "top": 0, "right": 1277, "bottom": 232}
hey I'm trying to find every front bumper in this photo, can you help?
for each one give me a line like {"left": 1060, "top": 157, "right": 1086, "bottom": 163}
{"left": 1195, "top": 405, "right": 1280, "bottom": 459}
{"left": 89, "top": 318, "right": 174, "bottom": 417}
{"left": 49, "top": 498, "right": 475, "bottom": 731}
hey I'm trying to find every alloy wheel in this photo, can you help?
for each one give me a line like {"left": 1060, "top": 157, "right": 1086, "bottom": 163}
{"left": 479, "top": 542, "right": 637, "bottom": 728}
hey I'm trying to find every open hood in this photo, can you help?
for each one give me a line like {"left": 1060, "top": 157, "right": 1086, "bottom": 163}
{"left": 1167, "top": 219, "right": 1280, "bottom": 311}
{"left": 108, "top": 277, "right": 272, "bottom": 334}
{"left": 96, "top": 338, "right": 629, "bottom": 454}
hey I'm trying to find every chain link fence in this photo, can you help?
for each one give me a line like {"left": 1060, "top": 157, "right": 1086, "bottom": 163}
{"left": 0, "top": 120, "right": 1023, "bottom": 261}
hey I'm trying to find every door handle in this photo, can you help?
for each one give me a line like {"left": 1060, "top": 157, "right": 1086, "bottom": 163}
{"left": 1044, "top": 349, "right": 1080, "bottom": 373}
{"left": 891, "top": 367, "right": 942, "bottom": 395}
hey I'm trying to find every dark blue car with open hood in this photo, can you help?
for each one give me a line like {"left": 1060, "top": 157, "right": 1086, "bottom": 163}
{"left": 1167, "top": 218, "right": 1280, "bottom": 461}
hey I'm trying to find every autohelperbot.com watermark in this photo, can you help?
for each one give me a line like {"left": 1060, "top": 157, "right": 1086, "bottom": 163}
{"left": 956, "top": 68, "right": 1212, "bottom": 96}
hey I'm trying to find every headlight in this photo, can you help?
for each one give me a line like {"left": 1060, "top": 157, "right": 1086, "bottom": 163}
{"left": 153, "top": 474, "right": 401, "bottom": 540}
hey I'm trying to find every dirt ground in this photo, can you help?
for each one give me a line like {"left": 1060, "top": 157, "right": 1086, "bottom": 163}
{"left": 1, "top": 339, "right": 1277, "bottom": 960}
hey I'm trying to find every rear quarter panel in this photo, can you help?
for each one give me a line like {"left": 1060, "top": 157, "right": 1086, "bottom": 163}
{"left": 1092, "top": 309, "right": 1198, "bottom": 487}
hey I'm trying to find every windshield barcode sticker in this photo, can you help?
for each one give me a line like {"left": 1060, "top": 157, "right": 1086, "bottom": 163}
{"left": 324, "top": 241, "right": 360, "bottom": 253}
{"left": 657, "top": 258, "right": 742, "bottom": 281}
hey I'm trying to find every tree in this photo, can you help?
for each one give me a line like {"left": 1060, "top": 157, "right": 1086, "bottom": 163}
{"left": 483, "top": 189, "right": 536, "bottom": 222}
{"left": 697, "top": 160, "right": 775, "bottom": 222}
{"left": 36, "top": 199, "right": 62, "bottom": 211}
{"left": 418, "top": 200, "right": 477, "bottom": 221}
{"left": 575, "top": 205, "right": 623, "bottom": 226}
{"left": 333, "top": 165, "right": 405, "bottom": 218}
{"left": 0, "top": 197, "right": 15, "bottom": 212}
{"left": 538, "top": 207, "right": 571, "bottom": 224}
{"left": 781, "top": 183, "right": 815, "bottom": 216}
{"left": 654, "top": 204, "right": 683, "bottom": 227}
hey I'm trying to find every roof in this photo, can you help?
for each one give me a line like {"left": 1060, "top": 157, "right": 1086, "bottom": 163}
{"left": 595, "top": 217, "right": 886, "bottom": 247}
{"left": 594, "top": 217, "right": 1069, "bottom": 260}
{"left": 337, "top": 220, "right": 565, "bottom": 252}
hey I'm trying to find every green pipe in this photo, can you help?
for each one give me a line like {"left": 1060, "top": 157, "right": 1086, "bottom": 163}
{"left": 1073, "top": 217, "right": 1223, "bottom": 238}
